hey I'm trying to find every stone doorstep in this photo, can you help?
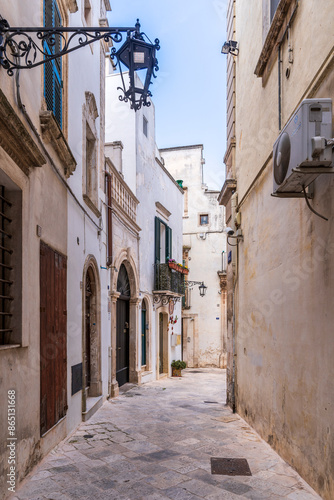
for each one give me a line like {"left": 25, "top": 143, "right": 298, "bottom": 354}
{"left": 82, "top": 396, "right": 103, "bottom": 422}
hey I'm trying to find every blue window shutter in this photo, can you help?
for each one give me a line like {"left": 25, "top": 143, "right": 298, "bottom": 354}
{"left": 44, "top": 0, "right": 62, "bottom": 128}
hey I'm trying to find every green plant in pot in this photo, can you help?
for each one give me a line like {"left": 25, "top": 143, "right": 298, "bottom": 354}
{"left": 171, "top": 360, "right": 186, "bottom": 377}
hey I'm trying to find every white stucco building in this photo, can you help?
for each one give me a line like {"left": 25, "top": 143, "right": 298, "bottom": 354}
{"left": 105, "top": 70, "right": 184, "bottom": 388}
{"left": 0, "top": 0, "right": 114, "bottom": 495}
{"left": 160, "top": 145, "right": 227, "bottom": 368}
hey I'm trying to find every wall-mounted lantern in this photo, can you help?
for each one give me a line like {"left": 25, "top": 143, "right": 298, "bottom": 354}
{"left": 0, "top": 16, "right": 159, "bottom": 111}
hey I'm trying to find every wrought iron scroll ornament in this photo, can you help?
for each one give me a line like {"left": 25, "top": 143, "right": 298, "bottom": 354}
{"left": 0, "top": 16, "right": 159, "bottom": 111}
{"left": 153, "top": 294, "right": 181, "bottom": 307}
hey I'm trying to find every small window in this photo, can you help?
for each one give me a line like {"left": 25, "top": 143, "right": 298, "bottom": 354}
{"left": 85, "top": 123, "right": 97, "bottom": 200}
{"left": 270, "top": 0, "right": 280, "bottom": 21}
{"left": 200, "top": 214, "right": 209, "bottom": 225}
{"left": 143, "top": 116, "right": 148, "bottom": 137}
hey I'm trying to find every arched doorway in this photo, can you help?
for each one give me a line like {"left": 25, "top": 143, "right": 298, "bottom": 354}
{"left": 84, "top": 269, "right": 93, "bottom": 391}
{"left": 82, "top": 258, "right": 102, "bottom": 416}
{"left": 141, "top": 299, "right": 147, "bottom": 367}
{"left": 116, "top": 264, "right": 130, "bottom": 386}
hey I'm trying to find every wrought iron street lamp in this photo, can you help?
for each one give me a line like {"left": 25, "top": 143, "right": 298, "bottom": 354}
{"left": 185, "top": 281, "right": 208, "bottom": 297}
{"left": 0, "top": 16, "right": 159, "bottom": 111}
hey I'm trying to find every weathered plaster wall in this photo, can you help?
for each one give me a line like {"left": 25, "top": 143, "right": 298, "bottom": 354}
{"left": 160, "top": 146, "right": 226, "bottom": 367}
{"left": 65, "top": 0, "right": 110, "bottom": 434}
{"left": 0, "top": 1, "right": 68, "bottom": 495}
{"left": 232, "top": 1, "right": 334, "bottom": 498}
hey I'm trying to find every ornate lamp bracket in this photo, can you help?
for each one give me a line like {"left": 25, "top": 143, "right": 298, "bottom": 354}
{"left": 152, "top": 292, "right": 182, "bottom": 308}
{"left": 0, "top": 16, "right": 159, "bottom": 111}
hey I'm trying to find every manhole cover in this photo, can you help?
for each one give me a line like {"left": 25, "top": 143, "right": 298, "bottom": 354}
{"left": 83, "top": 434, "right": 94, "bottom": 439}
{"left": 211, "top": 458, "right": 252, "bottom": 476}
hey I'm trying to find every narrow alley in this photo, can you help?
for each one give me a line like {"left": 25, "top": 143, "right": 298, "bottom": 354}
{"left": 13, "top": 369, "right": 321, "bottom": 500}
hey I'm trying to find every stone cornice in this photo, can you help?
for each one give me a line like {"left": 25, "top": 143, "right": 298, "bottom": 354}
{"left": 218, "top": 178, "right": 237, "bottom": 206}
{"left": 39, "top": 111, "right": 77, "bottom": 178}
{"left": 0, "top": 90, "right": 46, "bottom": 175}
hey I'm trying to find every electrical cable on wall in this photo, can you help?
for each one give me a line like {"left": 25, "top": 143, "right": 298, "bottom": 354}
{"left": 302, "top": 186, "right": 328, "bottom": 221}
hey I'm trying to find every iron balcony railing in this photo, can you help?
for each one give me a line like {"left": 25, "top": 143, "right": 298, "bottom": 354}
{"left": 154, "top": 263, "right": 185, "bottom": 296}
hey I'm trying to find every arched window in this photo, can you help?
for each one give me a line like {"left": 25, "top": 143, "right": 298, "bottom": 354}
{"left": 117, "top": 264, "right": 130, "bottom": 297}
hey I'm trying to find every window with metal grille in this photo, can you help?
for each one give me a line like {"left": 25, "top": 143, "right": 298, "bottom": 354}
{"left": 44, "top": 0, "right": 63, "bottom": 128}
{"left": 0, "top": 186, "right": 13, "bottom": 345}
{"left": 0, "top": 175, "right": 22, "bottom": 347}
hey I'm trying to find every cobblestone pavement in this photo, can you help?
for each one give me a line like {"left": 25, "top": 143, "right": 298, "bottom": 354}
{"left": 13, "top": 369, "right": 322, "bottom": 500}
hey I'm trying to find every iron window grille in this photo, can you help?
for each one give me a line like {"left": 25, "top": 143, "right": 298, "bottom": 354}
{"left": 0, "top": 185, "right": 13, "bottom": 345}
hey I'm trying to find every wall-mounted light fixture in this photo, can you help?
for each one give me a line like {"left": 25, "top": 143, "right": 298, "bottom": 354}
{"left": 221, "top": 40, "right": 239, "bottom": 56}
{"left": 225, "top": 227, "right": 243, "bottom": 246}
{"left": 0, "top": 16, "right": 159, "bottom": 111}
{"left": 185, "top": 281, "right": 207, "bottom": 297}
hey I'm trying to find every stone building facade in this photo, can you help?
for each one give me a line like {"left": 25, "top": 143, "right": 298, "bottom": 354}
{"left": 0, "top": 0, "right": 119, "bottom": 495}
{"left": 105, "top": 71, "right": 183, "bottom": 387}
{"left": 161, "top": 145, "right": 227, "bottom": 368}
{"left": 219, "top": 1, "right": 334, "bottom": 498}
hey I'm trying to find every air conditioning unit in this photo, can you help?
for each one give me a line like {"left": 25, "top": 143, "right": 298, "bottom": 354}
{"left": 272, "top": 98, "right": 333, "bottom": 196}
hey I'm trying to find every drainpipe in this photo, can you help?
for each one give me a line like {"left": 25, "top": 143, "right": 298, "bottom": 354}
{"left": 232, "top": 254, "right": 238, "bottom": 413}
{"left": 106, "top": 172, "right": 113, "bottom": 267}
{"left": 278, "top": 44, "right": 282, "bottom": 131}
{"left": 230, "top": 192, "right": 238, "bottom": 413}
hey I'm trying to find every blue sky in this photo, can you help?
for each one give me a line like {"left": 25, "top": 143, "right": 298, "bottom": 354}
{"left": 108, "top": 1, "right": 227, "bottom": 190}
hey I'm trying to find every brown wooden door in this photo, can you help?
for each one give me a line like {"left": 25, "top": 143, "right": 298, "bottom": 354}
{"left": 40, "top": 242, "right": 67, "bottom": 435}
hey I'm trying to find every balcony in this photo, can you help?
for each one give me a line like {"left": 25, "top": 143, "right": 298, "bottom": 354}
{"left": 153, "top": 263, "right": 185, "bottom": 306}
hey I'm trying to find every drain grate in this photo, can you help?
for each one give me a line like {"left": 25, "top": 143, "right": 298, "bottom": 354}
{"left": 83, "top": 434, "right": 94, "bottom": 439}
{"left": 211, "top": 457, "right": 252, "bottom": 476}
{"left": 204, "top": 401, "right": 218, "bottom": 404}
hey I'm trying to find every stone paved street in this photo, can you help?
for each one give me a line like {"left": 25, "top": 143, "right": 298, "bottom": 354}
{"left": 13, "top": 369, "right": 322, "bottom": 500}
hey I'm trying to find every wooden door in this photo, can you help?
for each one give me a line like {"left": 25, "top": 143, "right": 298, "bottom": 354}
{"left": 84, "top": 273, "right": 92, "bottom": 390}
{"left": 40, "top": 242, "right": 67, "bottom": 435}
{"left": 116, "top": 298, "right": 129, "bottom": 386}
{"left": 141, "top": 304, "right": 146, "bottom": 366}
{"left": 159, "top": 313, "right": 163, "bottom": 374}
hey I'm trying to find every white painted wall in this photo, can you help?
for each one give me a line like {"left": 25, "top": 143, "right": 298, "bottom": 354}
{"left": 160, "top": 146, "right": 226, "bottom": 367}
{"left": 105, "top": 73, "right": 183, "bottom": 381}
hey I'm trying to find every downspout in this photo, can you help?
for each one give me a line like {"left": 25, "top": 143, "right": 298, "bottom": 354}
{"left": 106, "top": 172, "right": 113, "bottom": 267}
{"left": 278, "top": 44, "right": 282, "bottom": 131}
{"left": 230, "top": 192, "right": 238, "bottom": 413}
{"left": 232, "top": 248, "right": 238, "bottom": 413}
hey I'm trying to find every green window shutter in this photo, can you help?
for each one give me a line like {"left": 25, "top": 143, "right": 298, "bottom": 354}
{"left": 154, "top": 216, "right": 160, "bottom": 264}
{"left": 166, "top": 226, "right": 172, "bottom": 261}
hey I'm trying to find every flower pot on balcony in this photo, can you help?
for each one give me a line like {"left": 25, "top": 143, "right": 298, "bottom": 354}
{"left": 168, "top": 262, "right": 179, "bottom": 271}
{"left": 182, "top": 268, "right": 189, "bottom": 275}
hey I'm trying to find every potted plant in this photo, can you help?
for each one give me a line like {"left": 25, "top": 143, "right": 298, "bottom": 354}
{"left": 171, "top": 360, "right": 186, "bottom": 377}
